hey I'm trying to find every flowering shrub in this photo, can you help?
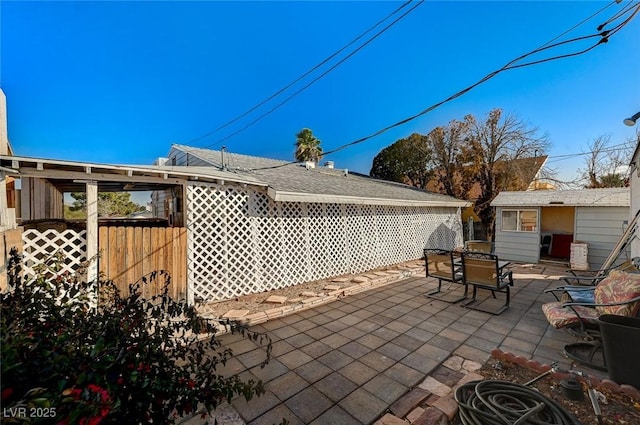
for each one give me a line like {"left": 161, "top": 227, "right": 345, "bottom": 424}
{"left": 1, "top": 248, "right": 271, "bottom": 424}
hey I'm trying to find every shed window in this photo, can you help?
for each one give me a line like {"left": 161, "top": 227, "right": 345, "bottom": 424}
{"left": 502, "top": 209, "right": 538, "bottom": 232}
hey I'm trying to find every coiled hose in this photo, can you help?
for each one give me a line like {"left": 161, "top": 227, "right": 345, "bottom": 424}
{"left": 455, "top": 380, "right": 579, "bottom": 425}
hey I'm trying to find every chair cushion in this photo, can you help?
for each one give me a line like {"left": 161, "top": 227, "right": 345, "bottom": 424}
{"left": 594, "top": 270, "right": 640, "bottom": 317}
{"left": 542, "top": 301, "right": 600, "bottom": 329}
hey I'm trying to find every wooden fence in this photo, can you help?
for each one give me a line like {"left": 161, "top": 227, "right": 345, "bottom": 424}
{"left": 98, "top": 226, "right": 187, "bottom": 300}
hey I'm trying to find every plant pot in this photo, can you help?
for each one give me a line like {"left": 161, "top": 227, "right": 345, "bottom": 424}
{"left": 599, "top": 314, "right": 640, "bottom": 389}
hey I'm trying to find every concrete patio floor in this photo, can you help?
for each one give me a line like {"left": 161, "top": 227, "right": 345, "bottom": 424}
{"left": 212, "top": 263, "right": 598, "bottom": 425}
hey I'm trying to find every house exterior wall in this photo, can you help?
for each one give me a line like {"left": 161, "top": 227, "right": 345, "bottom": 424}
{"left": 20, "top": 177, "right": 64, "bottom": 220}
{"left": 631, "top": 150, "right": 640, "bottom": 259}
{"left": 493, "top": 206, "right": 541, "bottom": 263}
{"left": 575, "top": 206, "right": 630, "bottom": 269}
{"left": 186, "top": 181, "right": 464, "bottom": 302}
{"left": 540, "top": 206, "right": 574, "bottom": 233}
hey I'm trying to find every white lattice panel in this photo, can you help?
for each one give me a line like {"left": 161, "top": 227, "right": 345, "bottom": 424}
{"left": 22, "top": 229, "right": 87, "bottom": 279}
{"left": 187, "top": 182, "right": 463, "bottom": 302}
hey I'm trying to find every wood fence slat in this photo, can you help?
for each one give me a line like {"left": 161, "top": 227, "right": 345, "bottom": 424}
{"left": 98, "top": 227, "right": 109, "bottom": 278}
{"left": 124, "top": 227, "right": 134, "bottom": 292}
{"left": 142, "top": 227, "right": 152, "bottom": 298}
{"left": 97, "top": 225, "right": 187, "bottom": 301}
{"left": 166, "top": 228, "right": 175, "bottom": 298}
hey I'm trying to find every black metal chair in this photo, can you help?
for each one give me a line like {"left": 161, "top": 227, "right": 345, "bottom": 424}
{"left": 460, "top": 251, "right": 513, "bottom": 315}
{"left": 424, "top": 248, "right": 466, "bottom": 303}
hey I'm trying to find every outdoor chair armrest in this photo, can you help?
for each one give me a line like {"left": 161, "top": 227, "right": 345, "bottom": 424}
{"left": 500, "top": 270, "right": 514, "bottom": 286}
{"left": 558, "top": 275, "right": 605, "bottom": 286}
{"left": 560, "top": 294, "right": 640, "bottom": 309}
{"left": 545, "top": 285, "right": 595, "bottom": 302}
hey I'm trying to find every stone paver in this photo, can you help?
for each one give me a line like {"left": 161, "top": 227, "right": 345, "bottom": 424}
{"left": 214, "top": 263, "right": 596, "bottom": 425}
{"left": 389, "top": 387, "right": 430, "bottom": 418}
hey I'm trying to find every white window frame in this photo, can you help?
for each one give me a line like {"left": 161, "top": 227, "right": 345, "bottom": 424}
{"left": 501, "top": 208, "right": 538, "bottom": 233}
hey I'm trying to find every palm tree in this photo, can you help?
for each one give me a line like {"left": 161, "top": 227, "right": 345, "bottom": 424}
{"left": 294, "top": 128, "right": 322, "bottom": 163}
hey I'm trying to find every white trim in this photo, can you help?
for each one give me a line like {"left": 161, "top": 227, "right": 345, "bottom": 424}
{"left": 501, "top": 208, "right": 539, "bottom": 233}
{"left": 267, "top": 187, "right": 470, "bottom": 207}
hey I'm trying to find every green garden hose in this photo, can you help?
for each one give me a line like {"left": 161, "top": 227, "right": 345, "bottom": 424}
{"left": 454, "top": 380, "right": 579, "bottom": 425}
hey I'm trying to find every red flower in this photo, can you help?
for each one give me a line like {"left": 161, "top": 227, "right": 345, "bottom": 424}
{"left": 1, "top": 387, "right": 13, "bottom": 401}
{"left": 116, "top": 377, "right": 124, "bottom": 385}
{"left": 187, "top": 380, "right": 196, "bottom": 389}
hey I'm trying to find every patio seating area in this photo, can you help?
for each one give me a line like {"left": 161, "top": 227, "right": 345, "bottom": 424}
{"left": 209, "top": 262, "right": 605, "bottom": 425}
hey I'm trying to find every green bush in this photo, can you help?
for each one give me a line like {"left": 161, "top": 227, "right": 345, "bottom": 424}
{"left": 1, "top": 248, "right": 271, "bottom": 424}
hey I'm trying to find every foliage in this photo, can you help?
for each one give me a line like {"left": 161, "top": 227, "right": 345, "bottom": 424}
{"left": 68, "top": 192, "right": 146, "bottom": 218}
{"left": 580, "top": 135, "right": 634, "bottom": 188}
{"left": 370, "top": 108, "right": 549, "bottom": 239}
{"left": 294, "top": 128, "right": 322, "bottom": 163}
{"left": 462, "top": 109, "right": 549, "bottom": 239}
{"left": 1, "top": 249, "right": 271, "bottom": 424}
{"left": 369, "top": 133, "right": 433, "bottom": 189}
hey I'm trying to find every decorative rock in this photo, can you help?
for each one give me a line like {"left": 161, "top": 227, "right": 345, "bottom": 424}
{"left": 454, "top": 372, "right": 485, "bottom": 390}
{"left": 222, "top": 309, "right": 250, "bottom": 319}
{"left": 619, "top": 384, "right": 640, "bottom": 400}
{"left": 323, "top": 284, "right": 342, "bottom": 291}
{"left": 352, "top": 276, "right": 370, "bottom": 283}
{"left": 301, "top": 291, "right": 320, "bottom": 297}
{"left": 375, "top": 413, "right": 407, "bottom": 425}
{"left": 443, "top": 355, "right": 464, "bottom": 371}
{"left": 462, "top": 359, "right": 482, "bottom": 372}
{"left": 412, "top": 406, "right": 447, "bottom": 425}
{"left": 389, "top": 388, "right": 430, "bottom": 418}
{"left": 287, "top": 297, "right": 302, "bottom": 303}
{"left": 406, "top": 407, "right": 425, "bottom": 424}
{"left": 432, "top": 397, "right": 458, "bottom": 421}
{"left": 418, "top": 377, "right": 452, "bottom": 397}
{"left": 264, "top": 295, "right": 287, "bottom": 304}
{"left": 332, "top": 277, "right": 351, "bottom": 283}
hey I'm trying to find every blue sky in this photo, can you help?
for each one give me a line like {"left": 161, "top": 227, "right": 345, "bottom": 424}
{"left": 1, "top": 1, "right": 639, "bottom": 184}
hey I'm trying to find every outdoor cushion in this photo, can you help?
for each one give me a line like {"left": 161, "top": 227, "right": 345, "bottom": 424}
{"left": 542, "top": 270, "right": 640, "bottom": 329}
{"left": 542, "top": 302, "right": 600, "bottom": 329}
{"left": 594, "top": 270, "right": 640, "bottom": 317}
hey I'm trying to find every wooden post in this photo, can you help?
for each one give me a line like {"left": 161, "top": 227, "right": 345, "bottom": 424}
{"left": 86, "top": 181, "right": 98, "bottom": 283}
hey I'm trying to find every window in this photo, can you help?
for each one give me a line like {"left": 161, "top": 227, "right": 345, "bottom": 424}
{"left": 501, "top": 209, "right": 538, "bottom": 232}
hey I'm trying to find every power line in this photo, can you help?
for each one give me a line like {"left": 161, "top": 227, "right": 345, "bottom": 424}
{"left": 182, "top": 0, "right": 421, "bottom": 147}
{"left": 546, "top": 142, "right": 636, "bottom": 164}
{"left": 199, "top": 0, "right": 425, "bottom": 150}
{"left": 247, "top": 1, "right": 637, "bottom": 171}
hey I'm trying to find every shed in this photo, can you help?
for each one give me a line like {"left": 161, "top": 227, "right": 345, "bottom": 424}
{"left": 491, "top": 188, "right": 630, "bottom": 267}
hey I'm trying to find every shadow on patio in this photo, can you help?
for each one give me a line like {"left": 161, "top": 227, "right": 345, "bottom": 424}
{"left": 203, "top": 262, "right": 601, "bottom": 425}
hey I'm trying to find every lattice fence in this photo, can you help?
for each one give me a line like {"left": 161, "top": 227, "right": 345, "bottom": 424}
{"left": 21, "top": 229, "right": 87, "bottom": 279}
{"left": 187, "top": 182, "right": 463, "bottom": 302}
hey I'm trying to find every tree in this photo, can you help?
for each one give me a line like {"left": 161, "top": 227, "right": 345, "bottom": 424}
{"left": 370, "top": 108, "right": 549, "bottom": 240}
{"left": 425, "top": 120, "right": 470, "bottom": 198}
{"left": 369, "top": 133, "right": 433, "bottom": 188}
{"left": 294, "top": 128, "right": 323, "bottom": 163}
{"left": 580, "top": 135, "right": 634, "bottom": 188}
{"left": 461, "top": 109, "right": 549, "bottom": 239}
{"left": 70, "top": 192, "right": 146, "bottom": 218}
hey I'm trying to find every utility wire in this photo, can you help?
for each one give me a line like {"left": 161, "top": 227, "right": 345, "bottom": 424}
{"left": 198, "top": 0, "right": 425, "bottom": 150}
{"left": 246, "top": 1, "right": 638, "bottom": 171}
{"left": 182, "top": 0, "right": 419, "bottom": 147}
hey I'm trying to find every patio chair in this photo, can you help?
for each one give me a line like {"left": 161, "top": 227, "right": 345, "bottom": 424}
{"left": 557, "top": 257, "right": 640, "bottom": 287}
{"left": 424, "top": 248, "right": 466, "bottom": 303}
{"left": 542, "top": 270, "right": 640, "bottom": 370}
{"left": 464, "top": 240, "right": 495, "bottom": 254}
{"left": 460, "top": 251, "right": 513, "bottom": 315}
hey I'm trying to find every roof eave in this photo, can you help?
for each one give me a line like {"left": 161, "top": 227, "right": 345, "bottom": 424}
{"left": 267, "top": 187, "right": 470, "bottom": 208}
